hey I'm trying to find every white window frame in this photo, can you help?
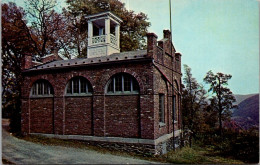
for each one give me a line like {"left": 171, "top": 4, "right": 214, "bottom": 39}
{"left": 159, "top": 93, "right": 165, "bottom": 125}
{"left": 106, "top": 74, "right": 139, "bottom": 95}
{"left": 66, "top": 77, "right": 92, "bottom": 96}
{"left": 30, "top": 81, "right": 53, "bottom": 98}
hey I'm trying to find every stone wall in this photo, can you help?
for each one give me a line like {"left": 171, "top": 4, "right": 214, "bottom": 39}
{"left": 88, "top": 46, "right": 107, "bottom": 58}
{"left": 31, "top": 131, "right": 182, "bottom": 156}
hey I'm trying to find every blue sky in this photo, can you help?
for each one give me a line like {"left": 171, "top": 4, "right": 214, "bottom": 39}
{"left": 3, "top": 0, "right": 259, "bottom": 94}
{"left": 122, "top": 0, "right": 259, "bottom": 95}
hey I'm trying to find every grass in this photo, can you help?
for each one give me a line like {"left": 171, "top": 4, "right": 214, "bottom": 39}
{"left": 165, "top": 145, "right": 244, "bottom": 164}
{"left": 19, "top": 134, "right": 244, "bottom": 164}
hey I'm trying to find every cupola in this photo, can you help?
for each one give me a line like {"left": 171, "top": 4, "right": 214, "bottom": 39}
{"left": 86, "top": 11, "right": 123, "bottom": 58}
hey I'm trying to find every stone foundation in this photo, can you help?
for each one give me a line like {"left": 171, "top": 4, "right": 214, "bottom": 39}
{"left": 155, "top": 130, "right": 182, "bottom": 155}
{"left": 30, "top": 130, "right": 182, "bottom": 155}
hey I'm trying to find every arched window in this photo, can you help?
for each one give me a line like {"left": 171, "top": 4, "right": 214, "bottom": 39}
{"left": 31, "top": 80, "right": 54, "bottom": 97}
{"left": 66, "top": 77, "right": 93, "bottom": 95}
{"left": 106, "top": 73, "right": 139, "bottom": 94}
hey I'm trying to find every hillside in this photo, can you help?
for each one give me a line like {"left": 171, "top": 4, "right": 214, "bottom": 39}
{"left": 234, "top": 93, "right": 258, "bottom": 105}
{"left": 232, "top": 94, "right": 259, "bottom": 130}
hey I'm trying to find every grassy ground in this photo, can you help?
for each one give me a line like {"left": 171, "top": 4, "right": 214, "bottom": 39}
{"left": 20, "top": 134, "right": 244, "bottom": 164}
{"left": 165, "top": 145, "right": 244, "bottom": 164}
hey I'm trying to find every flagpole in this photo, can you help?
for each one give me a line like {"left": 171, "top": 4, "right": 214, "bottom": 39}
{"left": 169, "top": 0, "right": 175, "bottom": 151}
{"left": 169, "top": 0, "right": 172, "bottom": 35}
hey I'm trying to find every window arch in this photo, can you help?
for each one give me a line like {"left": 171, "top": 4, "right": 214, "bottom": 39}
{"left": 31, "top": 79, "right": 54, "bottom": 97}
{"left": 66, "top": 76, "right": 93, "bottom": 95}
{"left": 106, "top": 73, "right": 139, "bottom": 94}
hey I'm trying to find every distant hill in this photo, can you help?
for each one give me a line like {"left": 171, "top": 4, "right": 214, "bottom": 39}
{"left": 232, "top": 94, "right": 259, "bottom": 130}
{"left": 233, "top": 93, "right": 258, "bottom": 105}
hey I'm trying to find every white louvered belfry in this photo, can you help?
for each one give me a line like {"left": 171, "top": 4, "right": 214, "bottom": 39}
{"left": 86, "top": 11, "right": 122, "bottom": 58}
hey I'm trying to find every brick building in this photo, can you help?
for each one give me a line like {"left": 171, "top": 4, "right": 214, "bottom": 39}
{"left": 21, "top": 12, "right": 182, "bottom": 155}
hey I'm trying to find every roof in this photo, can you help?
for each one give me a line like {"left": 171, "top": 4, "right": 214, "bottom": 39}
{"left": 85, "top": 11, "right": 123, "bottom": 23}
{"left": 26, "top": 50, "right": 148, "bottom": 72}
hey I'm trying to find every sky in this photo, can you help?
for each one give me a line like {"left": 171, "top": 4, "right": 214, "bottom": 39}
{"left": 3, "top": 0, "right": 259, "bottom": 95}
{"left": 121, "top": 0, "right": 259, "bottom": 95}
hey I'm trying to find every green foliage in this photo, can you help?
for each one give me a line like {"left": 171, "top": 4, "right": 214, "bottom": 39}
{"left": 196, "top": 129, "right": 259, "bottom": 163}
{"left": 166, "top": 145, "right": 243, "bottom": 164}
{"left": 204, "top": 71, "right": 236, "bottom": 136}
{"left": 168, "top": 146, "right": 208, "bottom": 164}
{"left": 181, "top": 64, "right": 208, "bottom": 138}
{"left": 182, "top": 66, "right": 258, "bottom": 163}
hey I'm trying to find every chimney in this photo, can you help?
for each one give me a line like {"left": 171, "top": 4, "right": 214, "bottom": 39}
{"left": 41, "top": 49, "right": 62, "bottom": 63}
{"left": 175, "top": 52, "right": 182, "bottom": 61}
{"left": 147, "top": 33, "right": 158, "bottom": 58}
{"left": 21, "top": 53, "right": 32, "bottom": 70}
{"left": 175, "top": 52, "right": 182, "bottom": 72}
{"left": 163, "top": 29, "right": 171, "bottom": 40}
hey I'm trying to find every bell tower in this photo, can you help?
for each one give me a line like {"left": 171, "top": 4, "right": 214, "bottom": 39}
{"left": 86, "top": 11, "right": 123, "bottom": 58}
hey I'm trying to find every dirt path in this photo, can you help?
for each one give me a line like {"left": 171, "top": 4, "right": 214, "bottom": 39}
{"left": 2, "top": 120, "right": 161, "bottom": 164}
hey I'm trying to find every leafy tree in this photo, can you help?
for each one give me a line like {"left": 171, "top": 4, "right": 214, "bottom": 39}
{"left": 58, "top": 9, "right": 88, "bottom": 59}
{"left": 182, "top": 65, "right": 208, "bottom": 140}
{"left": 26, "top": 0, "right": 65, "bottom": 57}
{"left": 204, "top": 71, "right": 236, "bottom": 136}
{"left": 2, "top": 2, "right": 35, "bottom": 132}
{"left": 202, "top": 103, "right": 218, "bottom": 133}
{"left": 65, "top": 0, "right": 150, "bottom": 57}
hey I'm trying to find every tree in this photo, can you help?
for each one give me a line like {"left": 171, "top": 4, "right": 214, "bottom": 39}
{"left": 181, "top": 65, "right": 208, "bottom": 141}
{"left": 65, "top": 0, "right": 150, "bottom": 57}
{"left": 26, "top": 0, "right": 65, "bottom": 57}
{"left": 204, "top": 71, "right": 236, "bottom": 137}
{"left": 58, "top": 9, "right": 88, "bottom": 59}
{"left": 2, "top": 2, "right": 35, "bottom": 132}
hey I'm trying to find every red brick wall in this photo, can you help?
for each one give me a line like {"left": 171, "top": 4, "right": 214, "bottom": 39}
{"left": 21, "top": 98, "right": 29, "bottom": 134}
{"left": 65, "top": 97, "right": 92, "bottom": 135}
{"left": 93, "top": 95, "right": 105, "bottom": 136}
{"left": 139, "top": 94, "right": 155, "bottom": 139}
{"left": 105, "top": 95, "right": 139, "bottom": 138}
{"left": 153, "top": 39, "right": 182, "bottom": 135}
{"left": 30, "top": 98, "right": 54, "bottom": 134}
{"left": 147, "top": 33, "right": 158, "bottom": 58}
{"left": 153, "top": 69, "right": 169, "bottom": 139}
{"left": 21, "top": 61, "right": 156, "bottom": 139}
{"left": 21, "top": 55, "right": 32, "bottom": 70}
